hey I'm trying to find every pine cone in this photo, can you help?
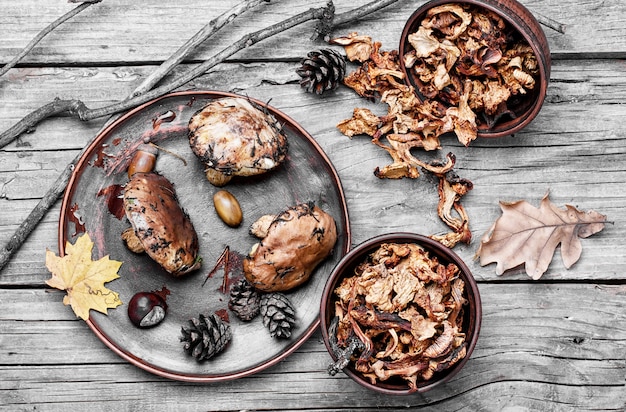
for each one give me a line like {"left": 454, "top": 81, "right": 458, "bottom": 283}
{"left": 180, "top": 313, "right": 232, "bottom": 361}
{"left": 228, "top": 278, "right": 261, "bottom": 321}
{"left": 260, "top": 292, "right": 296, "bottom": 339}
{"left": 296, "top": 49, "right": 346, "bottom": 95}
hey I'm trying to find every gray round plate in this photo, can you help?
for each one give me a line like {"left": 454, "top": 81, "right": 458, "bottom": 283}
{"left": 59, "top": 90, "right": 351, "bottom": 382}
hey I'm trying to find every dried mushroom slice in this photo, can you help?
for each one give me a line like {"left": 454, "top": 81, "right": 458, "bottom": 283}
{"left": 333, "top": 33, "right": 474, "bottom": 248}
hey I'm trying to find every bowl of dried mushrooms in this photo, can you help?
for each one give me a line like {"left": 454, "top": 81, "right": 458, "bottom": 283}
{"left": 320, "top": 233, "right": 481, "bottom": 394}
{"left": 398, "top": 0, "right": 551, "bottom": 138}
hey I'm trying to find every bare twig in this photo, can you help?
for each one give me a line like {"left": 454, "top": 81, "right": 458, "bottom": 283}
{"left": 0, "top": 0, "right": 564, "bottom": 150}
{"left": 329, "top": 0, "right": 565, "bottom": 35}
{"left": 0, "top": 54, "right": 97, "bottom": 267}
{"left": 0, "top": 1, "right": 102, "bottom": 77}
{"left": 0, "top": 99, "right": 88, "bottom": 148}
{"left": 314, "top": 0, "right": 402, "bottom": 40}
{"left": 0, "top": 153, "right": 84, "bottom": 270}
{"left": 332, "top": 0, "right": 399, "bottom": 27}
{"left": 0, "top": 0, "right": 272, "bottom": 149}
{"left": 0, "top": 2, "right": 333, "bottom": 149}
{"left": 84, "top": 3, "right": 332, "bottom": 121}
{"left": 331, "top": 0, "right": 567, "bottom": 36}
{"left": 133, "top": 0, "right": 271, "bottom": 96}
{"left": 532, "top": 10, "right": 566, "bottom": 34}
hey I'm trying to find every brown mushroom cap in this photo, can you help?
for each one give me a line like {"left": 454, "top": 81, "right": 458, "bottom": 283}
{"left": 243, "top": 203, "right": 338, "bottom": 292}
{"left": 123, "top": 172, "right": 201, "bottom": 276}
{"left": 188, "top": 97, "right": 288, "bottom": 186}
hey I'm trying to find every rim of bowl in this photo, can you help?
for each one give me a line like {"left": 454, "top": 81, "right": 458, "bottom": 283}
{"left": 398, "top": 0, "right": 551, "bottom": 138}
{"left": 320, "top": 232, "right": 482, "bottom": 394}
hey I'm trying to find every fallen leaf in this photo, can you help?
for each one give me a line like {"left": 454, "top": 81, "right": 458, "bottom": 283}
{"left": 476, "top": 193, "right": 606, "bottom": 279}
{"left": 46, "top": 233, "right": 123, "bottom": 320}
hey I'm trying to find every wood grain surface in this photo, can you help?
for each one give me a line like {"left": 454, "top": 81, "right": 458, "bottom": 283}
{"left": 1, "top": 0, "right": 625, "bottom": 410}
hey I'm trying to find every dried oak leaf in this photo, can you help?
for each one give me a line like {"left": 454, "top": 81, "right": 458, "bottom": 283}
{"left": 45, "top": 233, "right": 123, "bottom": 320}
{"left": 476, "top": 194, "right": 606, "bottom": 279}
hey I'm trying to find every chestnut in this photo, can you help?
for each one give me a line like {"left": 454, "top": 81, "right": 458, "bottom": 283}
{"left": 128, "top": 291, "right": 167, "bottom": 328}
{"left": 213, "top": 190, "right": 243, "bottom": 227}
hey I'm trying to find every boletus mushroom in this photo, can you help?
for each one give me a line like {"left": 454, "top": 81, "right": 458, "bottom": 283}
{"left": 243, "top": 202, "right": 337, "bottom": 292}
{"left": 188, "top": 97, "right": 288, "bottom": 186}
{"left": 122, "top": 172, "right": 201, "bottom": 276}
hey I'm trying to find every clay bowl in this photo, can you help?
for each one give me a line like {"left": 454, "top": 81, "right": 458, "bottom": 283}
{"left": 320, "top": 233, "right": 481, "bottom": 394}
{"left": 398, "top": 0, "right": 551, "bottom": 138}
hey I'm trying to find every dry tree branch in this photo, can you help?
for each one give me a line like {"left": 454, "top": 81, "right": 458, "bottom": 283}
{"left": 82, "top": 2, "right": 334, "bottom": 121}
{"left": 0, "top": 2, "right": 336, "bottom": 149}
{"left": 0, "top": 0, "right": 273, "bottom": 148}
{"left": 1, "top": 0, "right": 406, "bottom": 148}
{"left": 133, "top": 0, "right": 272, "bottom": 96}
{"left": 0, "top": 0, "right": 564, "bottom": 149}
{"left": 532, "top": 10, "right": 566, "bottom": 34}
{"left": 0, "top": 99, "right": 89, "bottom": 148}
{"left": 332, "top": 0, "right": 399, "bottom": 28}
{"left": 0, "top": 160, "right": 78, "bottom": 271}
{"left": 0, "top": 1, "right": 102, "bottom": 77}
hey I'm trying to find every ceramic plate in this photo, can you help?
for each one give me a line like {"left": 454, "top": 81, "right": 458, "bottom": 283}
{"left": 59, "top": 90, "right": 351, "bottom": 382}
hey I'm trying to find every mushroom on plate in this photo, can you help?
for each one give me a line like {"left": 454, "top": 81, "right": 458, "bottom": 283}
{"left": 243, "top": 202, "right": 338, "bottom": 292}
{"left": 122, "top": 172, "right": 201, "bottom": 276}
{"left": 188, "top": 97, "right": 289, "bottom": 186}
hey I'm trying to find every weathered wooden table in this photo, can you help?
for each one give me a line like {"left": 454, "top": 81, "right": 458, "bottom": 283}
{"left": 1, "top": 1, "right": 625, "bottom": 410}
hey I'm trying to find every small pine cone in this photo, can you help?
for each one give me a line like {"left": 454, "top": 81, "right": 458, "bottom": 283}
{"left": 180, "top": 313, "right": 232, "bottom": 361}
{"left": 260, "top": 292, "right": 296, "bottom": 339}
{"left": 228, "top": 278, "right": 261, "bottom": 321}
{"left": 296, "top": 48, "right": 346, "bottom": 95}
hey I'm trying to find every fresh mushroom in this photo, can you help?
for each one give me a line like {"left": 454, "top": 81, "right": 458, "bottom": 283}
{"left": 188, "top": 97, "right": 288, "bottom": 186}
{"left": 243, "top": 202, "right": 337, "bottom": 292}
{"left": 122, "top": 172, "right": 201, "bottom": 276}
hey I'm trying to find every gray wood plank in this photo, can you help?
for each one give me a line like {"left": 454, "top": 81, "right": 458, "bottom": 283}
{"left": 1, "top": 284, "right": 624, "bottom": 410}
{"left": 0, "top": 0, "right": 624, "bottom": 66}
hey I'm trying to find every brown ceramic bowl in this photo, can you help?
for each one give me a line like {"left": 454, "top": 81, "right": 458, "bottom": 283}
{"left": 398, "top": 0, "right": 551, "bottom": 138}
{"left": 320, "top": 233, "right": 481, "bottom": 394}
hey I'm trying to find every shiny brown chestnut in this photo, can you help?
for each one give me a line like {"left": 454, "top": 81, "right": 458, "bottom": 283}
{"left": 128, "top": 291, "right": 168, "bottom": 328}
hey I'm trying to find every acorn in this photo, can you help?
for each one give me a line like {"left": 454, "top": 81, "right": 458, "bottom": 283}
{"left": 213, "top": 190, "right": 243, "bottom": 228}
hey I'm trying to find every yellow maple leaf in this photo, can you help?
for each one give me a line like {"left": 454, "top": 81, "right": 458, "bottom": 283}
{"left": 45, "top": 233, "right": 123, "bottom": 320}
